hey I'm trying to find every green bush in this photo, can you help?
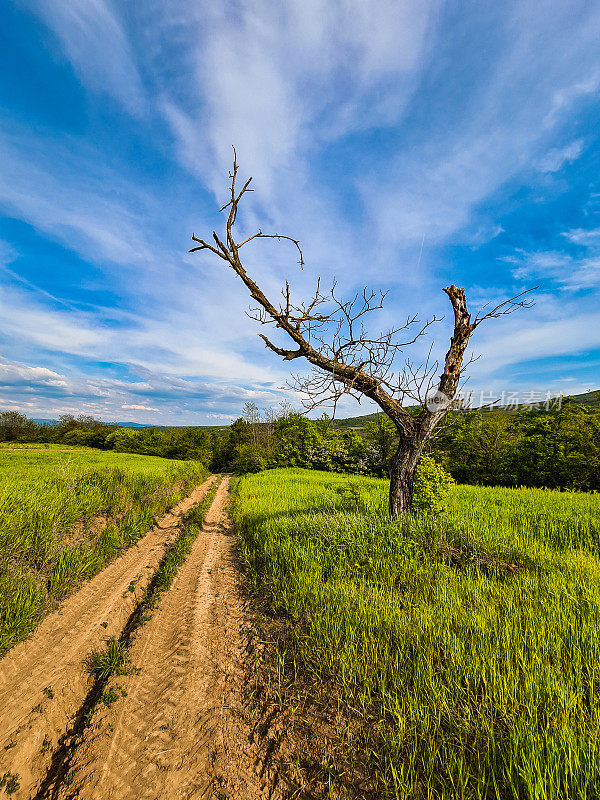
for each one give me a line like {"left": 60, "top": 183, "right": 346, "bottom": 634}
{"left": 413, "top": 455, "right": 454, "bottom": 515}
{"left": 232, "top": 443, "right": 267, "bottom": 474}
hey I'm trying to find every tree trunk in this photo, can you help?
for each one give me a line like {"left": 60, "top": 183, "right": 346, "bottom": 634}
{"left": 388, "top": 442, "right": 423, "bottom": 518}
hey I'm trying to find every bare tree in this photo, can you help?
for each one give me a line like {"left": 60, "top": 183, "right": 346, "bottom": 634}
{"left": 190, "top": 153, "right": 533, "bottom": 517}
{"left": 242, "top": 401, "right": 261, "bottom": 444}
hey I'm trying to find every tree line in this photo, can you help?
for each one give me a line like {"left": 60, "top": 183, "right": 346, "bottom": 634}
{"left": 1, "top": 397, "right": 598, "bottom": 491}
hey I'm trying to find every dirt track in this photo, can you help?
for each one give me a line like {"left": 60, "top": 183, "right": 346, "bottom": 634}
{"left": 54, "top": 476, "right": 277, "bottom": 800}
{"left": 0, "top": 476, "right": 216, "bottom": 799}
{"left": 1, "top": 477, "right": 282, "bottom": 800}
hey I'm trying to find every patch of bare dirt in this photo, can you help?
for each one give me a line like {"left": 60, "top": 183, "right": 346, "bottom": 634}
{"left": 64, "top": 514, "right": 110, "bottom": 549}
{"left": 235, "top": 612, "right": 379, "bottom": 800}
{"left": 0, "top": 448, "right": 93, "bottom": 455}
{"left": 0, "top": 476, "right": 217, "bottom": 800}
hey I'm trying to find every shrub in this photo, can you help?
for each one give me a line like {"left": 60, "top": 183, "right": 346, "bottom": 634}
{"left": 232, "top": 443, "right": 267, "bottom": 474}
{"left": 413, "top": 455, "right": 454, "bottom": 515}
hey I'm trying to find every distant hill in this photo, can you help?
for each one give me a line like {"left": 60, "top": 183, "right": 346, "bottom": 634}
{"left": 572, "top": 389, "right": 600, "bottom": 409}
{"left": 330, "top": 412, "right": 382, "bottom": 430}
{"left": 116, "top": 422, "right": 159, "bottom": 428}
{"left": 330, "top": 389, "right": 600, "bottom": 431}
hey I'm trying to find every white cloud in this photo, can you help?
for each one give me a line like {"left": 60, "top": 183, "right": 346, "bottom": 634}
{"left": 544, "top": 70, "right": 600, "bottom": 128}
{"left": 505, "top": 247, "right": 600, "bottom": 291}
{"left": 0, "top": 359, "right": 67, "bottom": 388}
{"left": 468, "top": 310, "right": 600, "bottom": 378}
{"left": 0, "top": 285, "right": 105, "bottom": 353}
{"left": 20, "top": 0, "right": 145, "bottom": 114}
{"left": 562, "top": 227, "right": 600, "bottom": 246}
{"left": 161, "top": 0, "right": 440, "bottom": 192}
{"left": 122, "top": 403, "right": 159, "bottom": 412}
{"left": 0, "top": 124, "right": 162, "bottom": 270}
{"left": 536, "top": 139, "right": 585, "bottom": 173}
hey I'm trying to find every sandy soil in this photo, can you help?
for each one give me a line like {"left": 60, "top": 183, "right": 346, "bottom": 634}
{"left": 0, "top": 476, "right": 217, "bottom": 799}
{"left": 50, "top": 476, "right": 280, "bottom": 800}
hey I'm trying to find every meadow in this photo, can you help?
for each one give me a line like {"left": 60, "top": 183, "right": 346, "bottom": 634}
{"left": 0, "top": 448, "right": 208, "bottom": 656}
{"left": 235, "top": 469, "right": 600, "bottom": 799}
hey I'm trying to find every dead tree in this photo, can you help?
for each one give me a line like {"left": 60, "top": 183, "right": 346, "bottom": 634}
{"left": 190, "top": 153, "right": 533, "bottom": 517}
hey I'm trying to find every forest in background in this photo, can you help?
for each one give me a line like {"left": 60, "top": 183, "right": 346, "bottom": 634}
{"left": 1, "top": 397, "right": 598, "bottom": 491}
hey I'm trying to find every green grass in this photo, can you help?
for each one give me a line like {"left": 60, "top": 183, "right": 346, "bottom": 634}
{"left": 87, "top": 637, "right": 127, "bottom": 680}
{"left": 234, "top": 468, "right": 600, "bottom": 799}
{"left": 0, "top": 448, "right": 209, "bottom": 656}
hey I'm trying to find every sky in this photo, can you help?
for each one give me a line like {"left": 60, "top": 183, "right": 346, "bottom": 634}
{"left": 0, "top": 0, "right": 599, "bottom": 425}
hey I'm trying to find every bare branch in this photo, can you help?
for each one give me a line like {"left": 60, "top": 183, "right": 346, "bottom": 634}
{"left": 473, "top": 287, "right": 537, "bottom": 327}
{"left": 237, "top": 230, "right": 305, "bottom": 267}
{"left": 190, "top": 154, "right": 535, "bottom": 471}
{"left": 258, "top": 334, "right": 303, "bottom": 360}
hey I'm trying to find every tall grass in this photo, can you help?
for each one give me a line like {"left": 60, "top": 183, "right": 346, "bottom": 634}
{"left": 0, "top": 449, "right": 208, "bottom": 656}
{"left": 234, "top": 469, "right": 600, "bottom": 799}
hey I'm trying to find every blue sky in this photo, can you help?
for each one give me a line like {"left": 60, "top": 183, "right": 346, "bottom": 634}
{"left": 0, "top": 0, "right": 599, "bottom": 424}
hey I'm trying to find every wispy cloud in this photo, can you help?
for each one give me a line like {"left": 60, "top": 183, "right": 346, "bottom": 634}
{"left": 1, "top": 0, "right": 600, "bottom": 420}
{"left": 0, "top": 123, "right": 161, "bottom": 270}
{"left": 19, "top": 0, "right": 145, "bottom": 113}
{"left": 505, "top": 213, "right": 600, "bottom": 292}
{"left": 161, "top": 0, "right": 440, "bottom": 190}
{"left": 536, "top": 139, "right": 585, "bottom": 173}
{"left": 562, "top": 227, "right": 600, "bottom": 246}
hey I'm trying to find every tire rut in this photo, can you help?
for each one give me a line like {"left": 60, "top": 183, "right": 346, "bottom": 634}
{"left": 0, "top": 476, "right": 217, "bottom": 799}
{"left": 57, "top": 477, "right": 280, "bottom": 800}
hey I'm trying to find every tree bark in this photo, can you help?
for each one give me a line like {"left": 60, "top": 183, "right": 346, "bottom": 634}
{"left": 388, "top": 441, "right": 424, "bottom": 518}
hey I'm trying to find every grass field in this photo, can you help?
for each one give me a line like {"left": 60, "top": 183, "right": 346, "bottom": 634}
{"left": 0, "top": 448, "right": 208, "bottom": 656}
{"left": 234, "top": 469, "right": 600, "bottom": 799}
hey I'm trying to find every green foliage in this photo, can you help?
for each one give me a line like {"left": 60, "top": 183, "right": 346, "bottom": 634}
{"left": 3, "top": 396, "right": 599, "bottom": 491}
{"left": 100, "top": 688, "right": 119, "bottom": 706}
{"left": 364, "top": 415, "right": 397, "bottom": 476}
{"left": 0, "top": 449, "right": 208, "bottom": 656}
{"left": 235, "top": 468, "right": 600, "bottom": 799}
{"left": 431, "top": 399, "right": 600, "bottom": 490}
{"left": 412, "top": 455, "right": 454, "bottom": 515}
{"left": 87, "top": 638, "right": 126, "bottom": 680}
{"left": 0, "top": 410, "right": 36, "bottom": 442}
{"left": 105, "top": 424, "right": 214, "bottom": 462}
{"left": 217, "top": 399, "right": 600, "bottom": 493}
{"left": 231, "top": 442, "right": 267, "bottom": 474}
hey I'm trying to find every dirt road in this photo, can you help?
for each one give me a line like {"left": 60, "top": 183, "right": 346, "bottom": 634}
{"left": 53, "top": 476, "right": 276, "bottom": 800}
{"left": 1, "top": 477, "right": 281, "bottom": 800}
{"left": 0, "top": 476, "right": 217, "bottom": 799}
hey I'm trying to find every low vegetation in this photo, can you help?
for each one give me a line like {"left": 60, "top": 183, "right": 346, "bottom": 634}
{"left": 87, "top": 637, "right": 127, "bottom": 681}
{"left": 2, "top": 396, "right": 599, "bottom": 493}
{"left": 235, "top": 468, "right": 600, "bottom": 799}
{"left": 0, "top": 448, "right": 208, "bottom": 656}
